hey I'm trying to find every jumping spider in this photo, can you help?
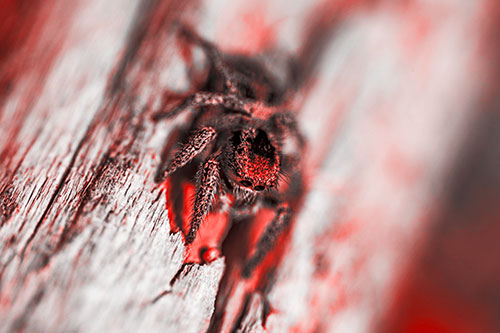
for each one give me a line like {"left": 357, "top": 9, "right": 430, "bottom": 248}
{"left": 155, "top": 26, "right": 305, "bottom": 278}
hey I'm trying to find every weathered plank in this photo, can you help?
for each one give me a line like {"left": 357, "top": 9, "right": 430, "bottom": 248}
{"left": 0, "top": 0, "right": 497, "bottom": 332}
{"left": 0, "top": 1, "right": 225, "bottom": 331}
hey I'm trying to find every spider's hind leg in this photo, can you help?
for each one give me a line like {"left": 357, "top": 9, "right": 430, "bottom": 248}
{"left": 179, "top": 25, "right": 239, "bottom": 95}
{"left": 242, "top": 203, "right": 291, "bottom": 278}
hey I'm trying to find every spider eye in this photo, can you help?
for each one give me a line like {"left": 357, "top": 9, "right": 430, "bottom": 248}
{"left": 240, "top": 180, "right": 252, "bottom": 187}
{"left": 254, "top": 185, "right": 265, "bottom": 191}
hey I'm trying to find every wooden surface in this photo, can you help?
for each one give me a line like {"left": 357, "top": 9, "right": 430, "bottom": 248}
{"left": 1, "top": 0, "right": 498, "bottom": 332}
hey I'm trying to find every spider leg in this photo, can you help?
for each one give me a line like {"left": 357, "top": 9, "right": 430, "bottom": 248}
{"left": 269, "top": 112, "right": 306, "bottom": 149}
{"left": 189, "top": 92, "right": 251, "bottom": 114}
{"left": 242, "top": 203, "right": 291, "bottom": 278}
{"left": 159, "top": 127, "right": 216, "bottom": 181}
{"left": 154, "top": 91, "right": 281, "bottom": 120}
{"left": 153, "top": 91, "right": 263, "bottom": 121}
{"left": 186, "top": 156, "right": 221, "bottom": 244}
{"left": 179, "top": 25, "right": 239, "bottom": 95}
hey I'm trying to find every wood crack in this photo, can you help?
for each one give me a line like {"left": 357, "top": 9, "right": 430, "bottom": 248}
{"left": 20, "top": 128, "right": 90, "bottom": 262}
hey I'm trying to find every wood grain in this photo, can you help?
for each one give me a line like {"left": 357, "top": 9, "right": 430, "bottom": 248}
{"left": 0, "top": 0, "right": 494, "bottom": 332}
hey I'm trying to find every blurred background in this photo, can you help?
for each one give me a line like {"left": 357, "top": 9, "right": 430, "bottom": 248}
{"left": 0, "top": 0, "right": 499, "bottom": 331}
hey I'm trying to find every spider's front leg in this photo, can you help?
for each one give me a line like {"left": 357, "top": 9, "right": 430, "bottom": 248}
{"left": 186, "top": 156, "right": 221, "bottom": 244}
{"left": 242, "top": 203, "right": 292, "bottom": 278}
{"left": 158, "top": 127, "right": 216, "bottom": 182}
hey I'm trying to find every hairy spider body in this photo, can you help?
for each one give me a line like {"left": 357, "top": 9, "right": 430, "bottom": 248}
{"left": 156, "top": 26, "right": 305, "bottom": 277}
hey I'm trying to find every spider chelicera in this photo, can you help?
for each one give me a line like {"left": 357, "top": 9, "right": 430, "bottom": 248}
{"left": 154, "top": 25, "right": 305, "bottom": 278}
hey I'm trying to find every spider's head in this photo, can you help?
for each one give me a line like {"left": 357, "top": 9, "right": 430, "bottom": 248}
{"left": 229, "top": 128, "right": 280, "bottom": 191}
